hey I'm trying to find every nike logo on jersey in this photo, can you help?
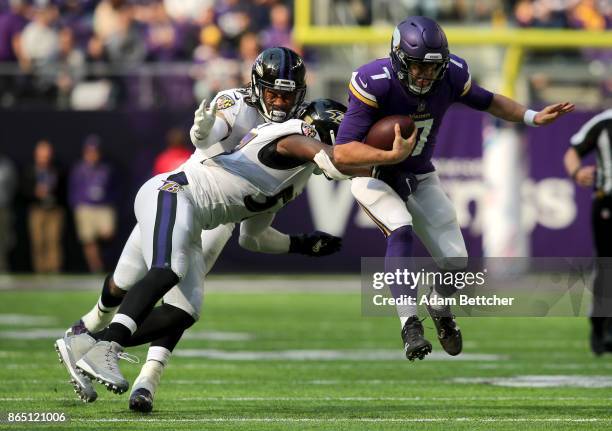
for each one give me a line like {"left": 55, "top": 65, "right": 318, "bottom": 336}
{"left": 358, "top": 76, "right": 368, "bottom": 88}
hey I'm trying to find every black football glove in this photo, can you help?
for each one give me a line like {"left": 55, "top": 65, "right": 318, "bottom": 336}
{"left": 372, "top": 166, "right": 419, "bottom": 200}
{"left": 289, "top": 231, "right": 342, "bottom": 257}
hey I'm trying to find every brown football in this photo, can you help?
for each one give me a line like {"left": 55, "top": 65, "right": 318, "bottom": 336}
{"left": 364, "top": 115, "right": 415, "bottom": 151}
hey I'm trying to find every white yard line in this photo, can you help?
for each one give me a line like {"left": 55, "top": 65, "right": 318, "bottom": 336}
{"left": 0, "top": 314, "right": 57, "bottom": 325}
{"left": 454, "top": 375, "right": 612, "bottom": 388}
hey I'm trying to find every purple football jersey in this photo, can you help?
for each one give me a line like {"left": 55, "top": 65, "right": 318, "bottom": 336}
{"left": 336, "top": 54, "right": 475, "bottom": 174}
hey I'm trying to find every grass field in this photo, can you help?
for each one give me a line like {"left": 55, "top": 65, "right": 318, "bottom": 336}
{"left": 1, "top": 278, "right": 612, "bottom": 430}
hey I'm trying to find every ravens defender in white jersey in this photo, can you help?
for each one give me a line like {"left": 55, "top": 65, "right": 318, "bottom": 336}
{"left": 55, "top": 47, "right": 320, "bottom": 406}
{"left": 54, "top": 98, "right": 416, "bottom": 410}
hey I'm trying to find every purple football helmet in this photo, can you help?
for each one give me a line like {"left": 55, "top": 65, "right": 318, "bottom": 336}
{"left": 390, "top": 16, "right": 450, "bottom": 96}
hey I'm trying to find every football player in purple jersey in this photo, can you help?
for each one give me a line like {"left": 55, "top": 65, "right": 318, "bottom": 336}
{"left": 336, "top": 16, "right": 575, "bottom": 361}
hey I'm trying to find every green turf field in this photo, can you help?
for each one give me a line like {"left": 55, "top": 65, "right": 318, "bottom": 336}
{"left": 1, "top": 283, "right": 611, "bottom": 430}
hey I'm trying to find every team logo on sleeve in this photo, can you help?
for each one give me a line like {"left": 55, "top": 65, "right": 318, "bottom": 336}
{"left": 158, "top": 180, "right": 183, "bottom": 193}
{"left": 216, "top": 94, "right": 235, "bottom": 110}
{"left": 301, "top": 122, "right": 317, "bottom": 138}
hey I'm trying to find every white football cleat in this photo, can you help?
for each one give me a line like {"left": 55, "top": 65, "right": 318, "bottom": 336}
{"left": 76, "top": 341, "right": 138, "bottom": 395}
{"left": 54, "top": 333, "right": 97, "bottom": 402}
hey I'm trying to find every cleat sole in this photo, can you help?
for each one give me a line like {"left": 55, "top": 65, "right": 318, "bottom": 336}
{"left": 54, "top": 340, "right": 97, "bottom": 403}
{"left": 129, "top": 397, "right": 153, "bottom": 413}
{"left": 76, "top": 362, "right": 128, "bottom": 395}
{"left": 405, "top": 343, "right": 433, "bottom": 361}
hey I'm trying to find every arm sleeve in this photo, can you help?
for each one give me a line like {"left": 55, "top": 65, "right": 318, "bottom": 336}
{"left": 459, "top": 82, "right": 494, "bottom": 111}
{"left": 238, "top": 213, "right": 291, "bottom": 254}
{"left": 570, "top": 115, "right": 611, "bottom": 157}
{"left": 335, "top": 93, "right": 378, "bottom": 145}
{"left": 336, "top": 67, "right": 381, "bottom": 145}
{"left": 448, "top": 54, "right": 494, "bottom": 110}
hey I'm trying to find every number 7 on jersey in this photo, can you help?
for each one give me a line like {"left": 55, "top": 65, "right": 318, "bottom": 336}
{"left": 411, "top": 118, "right": 433, "bottom": 157}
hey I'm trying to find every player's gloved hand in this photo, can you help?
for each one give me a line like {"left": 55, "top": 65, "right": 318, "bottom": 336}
{"left": 372, "top": 166, "right": 418, "bottom": 201}
{"left": 190, "top": 98, "right": 218, "bottom": 147}
{"left": 289, "top": 231, "right": 342, "bottom": 256}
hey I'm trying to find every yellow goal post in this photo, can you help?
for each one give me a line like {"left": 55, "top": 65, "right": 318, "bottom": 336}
{"left": 293, "top": 0, "right": 612, "bottom": 98}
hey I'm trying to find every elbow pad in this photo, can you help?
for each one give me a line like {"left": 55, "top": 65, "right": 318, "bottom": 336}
{"left": 461, "top": 84, "right": 494, "bottom": 111}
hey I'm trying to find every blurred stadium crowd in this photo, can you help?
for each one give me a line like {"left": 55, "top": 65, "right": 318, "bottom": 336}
{"left": 0, "top": 0, "right": 296, "bottom": 108}
{"left": 0, "top": 0, "right": 610, "bottom": 110}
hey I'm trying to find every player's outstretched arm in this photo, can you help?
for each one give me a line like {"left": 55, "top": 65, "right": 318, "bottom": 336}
{"left": 189, "top": 99, "right": 231, "bottom": 149}
{"left": 239, "top": 213, "right": 341, "bottom": 256}
{"left": 486, "top": 94, "right": 575, "bottom": 126}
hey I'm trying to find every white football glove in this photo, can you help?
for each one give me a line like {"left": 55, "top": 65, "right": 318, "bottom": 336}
{"left": 189, "top": 98, "right": 218, "bottom": 147}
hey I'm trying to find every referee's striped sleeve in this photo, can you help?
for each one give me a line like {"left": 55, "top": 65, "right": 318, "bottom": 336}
{"left": 571, "top": 110, "right": 612, "bottom": 146}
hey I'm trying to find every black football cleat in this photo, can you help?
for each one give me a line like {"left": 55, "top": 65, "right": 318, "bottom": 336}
{"left": 401, "top": 316, "right": 432, "bottom": 361}
{"left": 426, "top": 303, "right": 462, "bottom": 356}
{"left": 129, "top": 388, "right": 154, "bottom": 413}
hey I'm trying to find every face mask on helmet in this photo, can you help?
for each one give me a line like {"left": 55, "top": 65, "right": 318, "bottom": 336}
{"left": 257, "top": 82, "right": 305, "bottom": 123}
{"left": 392, "top": 49, "right": 446, "bottom": 95}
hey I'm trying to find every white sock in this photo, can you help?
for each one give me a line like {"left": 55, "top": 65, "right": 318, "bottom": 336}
{"left": 81, "top": 297, "right": 119, "bottom": 333}
{"left": 399, "top": 313, "right": 421, "bottom": 328}
{"left": 132, "top": 347, "right": 172, "bottom": 396}
{"left": 396, "top": 303, "right": 417, "bottom": 328}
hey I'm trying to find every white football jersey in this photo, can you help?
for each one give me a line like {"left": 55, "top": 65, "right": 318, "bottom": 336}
{"left": 182, "top": 119, "right": 320, "bottom": 229}
{"left": 191, "top": 88, "right": 263, "bottom": 159}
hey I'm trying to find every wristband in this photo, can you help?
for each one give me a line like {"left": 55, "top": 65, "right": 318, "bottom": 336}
{"left": 523, "top": 109, "right": 539, "bottom": 127}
